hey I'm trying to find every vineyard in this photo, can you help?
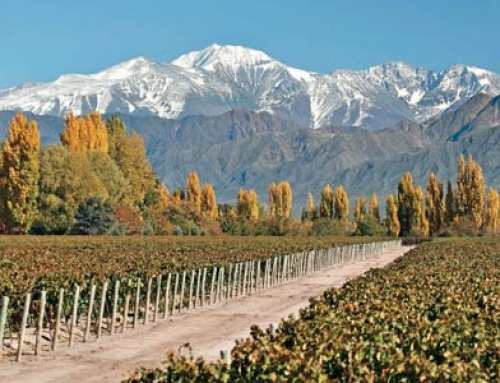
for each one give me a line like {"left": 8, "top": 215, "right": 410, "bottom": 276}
{"left": 126, "top": 238, "right": 500, "bottom": 382}
{"left": 0, "top": 235, "right": 394, "bottom": 362}
{"left": 0, "top": 236, "right": 388, "bottom": 303}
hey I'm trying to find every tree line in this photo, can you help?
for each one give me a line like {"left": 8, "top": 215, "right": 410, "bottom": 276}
{"left": 0, "top": 111, "right": 497, "bottom": 236}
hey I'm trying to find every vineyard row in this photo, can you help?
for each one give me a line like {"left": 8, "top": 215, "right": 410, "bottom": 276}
{"left": 0, "top": 240, "right": 401, "bottom": 362}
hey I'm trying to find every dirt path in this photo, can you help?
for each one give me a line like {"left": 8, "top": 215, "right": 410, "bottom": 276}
{"left": 0, "top": 245, "right": 412, "bottom": 383}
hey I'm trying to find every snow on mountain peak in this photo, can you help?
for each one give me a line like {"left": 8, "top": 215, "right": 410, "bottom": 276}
{"left": 172, "top": 44, "right": 275, "bottom": 71}
{"left": 0, "top": 44, "right": 499, "bottom": 130}
{"left": 93, "top": 56, "right": 167, "bottom": 81}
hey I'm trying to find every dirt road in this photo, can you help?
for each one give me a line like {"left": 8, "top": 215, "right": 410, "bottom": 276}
{"left": 0, "top": 245, "right": 412, "bottom": 383}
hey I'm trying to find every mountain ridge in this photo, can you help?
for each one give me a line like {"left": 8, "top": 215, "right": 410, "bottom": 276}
{"left": 1, "top": 44, "right": 499, "bottom": 130}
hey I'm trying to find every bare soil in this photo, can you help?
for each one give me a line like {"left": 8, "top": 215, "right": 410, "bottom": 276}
{"left": 0, "top": 245, "right": 412, "bottom": 383}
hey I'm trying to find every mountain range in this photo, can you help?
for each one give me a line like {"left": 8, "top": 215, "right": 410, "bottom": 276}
{"left": 1, "top": 44, "right": 499, "bottom": 130}
{"left": 1, "top": 45, "right": 500, "bottom": 213}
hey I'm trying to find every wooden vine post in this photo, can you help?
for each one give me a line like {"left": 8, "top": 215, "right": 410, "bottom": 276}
{"left": 163, "top": 273, "right": 171, "bottom": 319}
{"left": 0, "top": 296, "right": 9, "bottom": 360}
{"left": 133, "top": 279, "right": 141, "bottom": 328}
{"left": 144, "top": 277, "right": 153, "bottom": 325}
{"left": 16, "top": 293, "right": 31, "bottom": 362}
{"left": 110, "top": 280, "right": 120, "bottom": 335}
{"left": 52, "top": 288, "right": 64, "bottom": 351}
{"left": 35, "top": 290, "right": 46, "bottom": 355}
{"left": 69, "top": 285, "right": 80, "bottom": 346}
{"left": 154, "top": 275, "right": 162, "bottom": 322}
{"left": 97, "top": 282, "right": 108, "bottom": 339}
{"left": 123, "top": 280, "right": 131, "bottom": 333}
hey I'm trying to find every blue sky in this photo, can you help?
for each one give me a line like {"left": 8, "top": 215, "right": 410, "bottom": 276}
{"left": 0, "top": 0, "right": 498, "bottom": 89}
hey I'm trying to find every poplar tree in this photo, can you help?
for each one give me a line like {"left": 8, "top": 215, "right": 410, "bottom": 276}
{"left": 0, "top": 112, "right": 41, "bottom": 232}
{"left": 278, "top": 181, "right": 293, "bottom": 218}
{"left": 106, "top": 115, "right": 126, "bottom": 158}
{"left": 268, "top": 182, "right": 278, "bottom": 218}
{"left": 334, "top": 185, "right": 349, "bottom": 226}
{"left": 319, "top": 184, "right": 334, "bottom": 218}
{"left": 106, "top": 118, "right": 156, "bottom": 205}
{"left": 369, "top": 193, "right": 380, "bottom": 223}
{"left": 468, "top": 156, "right": 485, "bottom": 230}
{"left": 306, "top": 192, "right": 316, "bottom": 220}
{"left": 60, "top": 111, "right": 108, "bottom": 152}
{"left": 353, "top": 195, "right": 367, "bottom": 225}
{"left": 426, "top": 172, "right": 444, "bottom": 235}
{"left": 421, "top": 204, "right": 430, "bottom": 238}
{"left": 444, "top": 179, "right": 455, "bottom": 225}
{"left": 201, "top": 183, "right": 218, "bottom": 218}
{"left": 485, "top": 187, "right": 499, "bottom": 233}
{"left": 247, "top": 190, "right": 259, "bottom": 220}
{"left": 411, "top": 185, "right": 424, "bottom": 236}
{"left": 385, "top": 195, "right": 400, "bottom": 237}
{"left": 397, "top": 172, "right": 414, "bottom": 236}
{"left": 456, "top": 154, "right": 468, "bottom": 217}
{"left": 237, "top": 188, "right": 259, "bottom": 219}
{"left": 186, "top": 172, "right": 202, "bottom": 214}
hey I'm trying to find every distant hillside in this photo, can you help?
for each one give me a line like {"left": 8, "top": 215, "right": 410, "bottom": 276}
{"left": 1, "top": 93, "right": 499, "bottom": 214}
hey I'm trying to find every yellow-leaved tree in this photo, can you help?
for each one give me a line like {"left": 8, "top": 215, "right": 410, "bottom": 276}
{"left": 485, "top": 187, "right": 499, "bottom": 233}
{"left": 334, "top": 185, "right": 349, "bottom": 226}
{"left": 305, "top": 192, "right": 316, "bottom": 220}
{"left": 397, "top": 172, "right": 414, "bottom": 236}
{"left": 201, "top": 183, "right": 218, "bottom": 218}
{"left": 278, "top": 181, "right": 292, "bottom": 218}
{"left": 268, "top": 182, "right": 278, "bottom": 218}
{"left": 467, "top": 155, "right": 485, "bottom": 231}
{"left": 106, "top": 117, "right": 157, "bottom": 205}
{"left": 425, "top": 172, "right": 444, "bottom": 235}
{"left": 456, "top": 154, "right": 468, "bottom": 217}
{"left": 186, "top": 172, "right": 202, "bottom": 215}
{"left": 353, "top": 195, "right": 367, "bottom": 226}
{"left": 269, "top": 181, "right": 293, "bottom": 218}
{"left": 0, "top": 112, "right": 41, "bottom": 232}
{"left": 369, "top": 193, "right": 380, "bottom": 223}
{"left": 60, "top": 111, "right": 108, "bottom": 152}
{"left": 385, "top": 194, "right": 400, "bottom": 237}
{"left": 444, "top": 179, "right": 455, "bottom": 225}
{"left": 319, "top": 184, "right": 333, "bottom": 218}
{"left": 237, "top": 189, "right": 259, "bottom": 220}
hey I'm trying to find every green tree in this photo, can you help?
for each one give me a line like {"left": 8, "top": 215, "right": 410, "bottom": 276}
{"left": 73, "top": 196, "right": 116, "bottom": 235}
{"left": 35, "top": 146, "right": 108, "bottom": 233}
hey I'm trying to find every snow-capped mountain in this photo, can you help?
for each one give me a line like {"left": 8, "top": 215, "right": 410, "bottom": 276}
{"left": 0, "top": 44, "right": 499, "bottom": 129}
